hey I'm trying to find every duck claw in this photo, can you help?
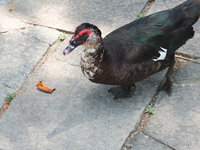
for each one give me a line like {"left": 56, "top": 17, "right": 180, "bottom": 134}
{"left": 108, "top": 84, "right": 136, "bottom": 99}
{"left": 157, "top": 78, "right": 172, "bottom": 96}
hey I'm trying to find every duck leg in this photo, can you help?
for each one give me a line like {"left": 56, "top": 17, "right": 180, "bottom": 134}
{"left": 157, "top": 54, "right": 175, "bottom": 96}
{"left": 108, "top": 84, "right": 136, "bottom": 99}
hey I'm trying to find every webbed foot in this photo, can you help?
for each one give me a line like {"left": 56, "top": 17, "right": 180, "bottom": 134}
{"left": 108, "top": 84, "right": 136, "bottom": 99}
{"left": 157, "top": 77, "right": 172, "bottom": 96}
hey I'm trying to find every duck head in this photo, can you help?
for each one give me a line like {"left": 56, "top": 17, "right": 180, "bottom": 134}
{"left": 63, "top": 23, "right": 102, "bottom": 55}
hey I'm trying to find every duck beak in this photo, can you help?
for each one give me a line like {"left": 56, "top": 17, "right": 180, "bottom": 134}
{"left": 63, "top": 44, "right": 75, "bottom": 55}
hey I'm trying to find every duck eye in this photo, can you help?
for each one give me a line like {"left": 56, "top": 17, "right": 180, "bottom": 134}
{"left": 83, "top": 33, "right": 88, "bottom": 37}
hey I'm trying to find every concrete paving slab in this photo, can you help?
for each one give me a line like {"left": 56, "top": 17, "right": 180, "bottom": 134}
{"left": 0, "top": 28, "right": 60, "bottom": 90}
{"left": 143, "top": 61, "right": 200, "bottom": 150}
{"left": 174, "top": 61, "right": 200, "bottom": 85}
{"left": 147, "top": 0, "right": 200, "bottom": 58}
{"left": 0, "top": 40, "right": 169, "bottom": 149}
{"left": 20, "top": 26, "right": 61, "bottom": 45}
{"left": 0, "top": 3, "right": 29, "bottom": 32}
{"left": 0, "top": 30, "right": 48, "bottom": 90}
{"left": 8, "top": 0, "right": 147, "bottom": 35}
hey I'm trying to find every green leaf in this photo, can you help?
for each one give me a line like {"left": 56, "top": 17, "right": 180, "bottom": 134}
{"left": 136, "top": 13, "right": 145, "bottom": 19}
{"left": 145, "top": 105, "right": 155, "bottom": 115}
{"left": 59, "top": 33, "right": 67, "bottom": 41}
{"left": 4, "top": 93, "right": 16, "bottom": 104}
{"left": 8, "top": 1, "right": 13, "bottom": 4}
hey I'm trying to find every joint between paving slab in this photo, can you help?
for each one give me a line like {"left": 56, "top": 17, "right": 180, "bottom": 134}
{"left": 121, "top": 132, "right": 139, "bottom": 150}
{"left": 142, "top": 132, "right": 176, "bottom": 150}
{"left": 121, "top": 90, "right": 160, "bottom": 150}
{"left": 122, "top": 131, "right": 176, "bottom": 150}
{"left": 140, "top": 0, "right": 156, "bottom": 15}
{"left": 29, "top": 38, "right": 61, "bottom": 74}
{"left": 1, "top": 83, "right": 12, "bottom": 89}
{"left": 0, "top": 31, "right": 9, "bottom": 34}
{"left": 23, "top": 21, "right": 74, "bottom": 34}
{"left": 14, "top": 38, "right": 61, "bottom": 97}
{"left": 175, "top": 52, "right": 200, "bottom": 64}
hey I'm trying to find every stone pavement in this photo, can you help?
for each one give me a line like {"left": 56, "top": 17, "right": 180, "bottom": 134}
{"left": 0, "top": 0, "right": 200, "bottom": 149}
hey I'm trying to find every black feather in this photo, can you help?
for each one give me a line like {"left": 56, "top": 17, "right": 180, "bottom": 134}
{"left": 103, "top": 0, "right": 200, "bottom": 64}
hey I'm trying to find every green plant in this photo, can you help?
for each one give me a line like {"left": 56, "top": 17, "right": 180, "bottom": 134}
{"left": 136, "top": 13, "right": 145, "bottom": 19}
{"left": 59, "top": 33, "right": 67, "bottom": 41}
{"left": 4, "top": 93, "right": 16, "bottom": 104}
{"left": 8, "top": 1, "right": 13, "bottom": 4}
{"left": 145, "top": 105, "right": 155, "bottom": 115}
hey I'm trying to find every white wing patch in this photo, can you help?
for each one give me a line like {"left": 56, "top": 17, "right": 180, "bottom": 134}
{"left": 153, "top": 47, "right": 167, "bottom": 61}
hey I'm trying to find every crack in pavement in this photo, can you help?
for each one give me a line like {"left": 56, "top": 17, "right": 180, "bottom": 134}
{"left": 18, "top": 30, "right": 51, "bottom": 46}
{"left": 140, "top": 0, "right": 155, "bottom": 15}
{"left": 23, "top": 21, "right": 74, "bottom": 34}
{"left": 51, "top": 58, "right": 81, "bottom": 67}
{"left": 0, "top": 31, "right": 9, "bottom": 34}
{"left": 175, "top": 53, "right": 200, "bottom": 64}
{"left": 175, "top": 52, "right": 200, "bottom": 60}
{"left": 122, "top": 132, "right": 176, "bottom": 150}
{"left": 28, "top": 39, "right": 61, "bottom": 75}
{"left": 174, "top": 83, "right": 200, "bottom": 86}
{"left": 1, "top": 83, "right": 12, "bottom": 89}
{"left": 142, "top": 132, "right": 176, "bottom": 150}
{"left": 0, "top": 26, "right": 31, "bottom": 34}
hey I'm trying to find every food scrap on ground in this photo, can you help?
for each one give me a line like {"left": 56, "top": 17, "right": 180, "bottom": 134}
{"left": 9, "top": 7, "right": 16, "bottom": 11}
{"left": 36, "top": 81, "right": 56, "bottom": 93}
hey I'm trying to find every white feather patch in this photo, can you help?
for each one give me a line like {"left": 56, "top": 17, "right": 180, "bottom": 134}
{"left": 87, "top": 48, "right": 96, "bottom": 53}
{"left": 81, "top": 48, "right": 103, "bottom": 80}
{"left": 153, "top": 47, "right": 167, "bottom": 61}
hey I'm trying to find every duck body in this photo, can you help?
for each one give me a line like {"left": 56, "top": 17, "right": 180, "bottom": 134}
{"left": 64, "top": 0, "right": 200, "bottom": 99}
{"left": 81, "top": 42, "right": 169, "bottom": 85}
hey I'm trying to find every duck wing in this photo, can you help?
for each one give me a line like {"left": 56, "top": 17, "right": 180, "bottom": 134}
{"left": 103, "top": 0, "right": 199, "bottom": 64}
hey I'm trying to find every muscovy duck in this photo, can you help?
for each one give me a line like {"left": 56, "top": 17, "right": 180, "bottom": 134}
{"left": 63, "top": 0, "right": 200, "bottom": 99}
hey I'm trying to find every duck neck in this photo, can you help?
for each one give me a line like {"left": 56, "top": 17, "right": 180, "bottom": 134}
{"left": 80, "top": 32, "right": 106, "bottom": 80}
{"left": 85, "top": 32, "right": 104, "bottom": 55}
